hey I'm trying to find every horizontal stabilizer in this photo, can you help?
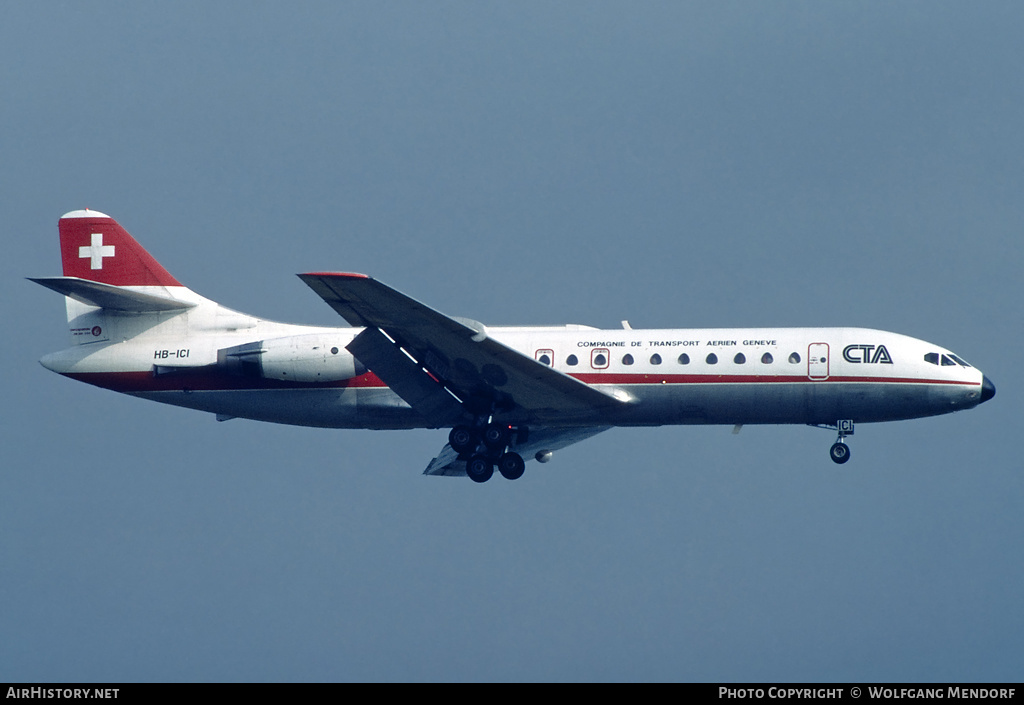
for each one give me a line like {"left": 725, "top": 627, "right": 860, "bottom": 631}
{"left": 29, "top": 277, "right": 195, "bottom": 312}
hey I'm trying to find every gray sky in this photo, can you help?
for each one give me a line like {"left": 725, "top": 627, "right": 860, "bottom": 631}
{"left": 2, "top": 1, "right": 1021, "bottom": 682}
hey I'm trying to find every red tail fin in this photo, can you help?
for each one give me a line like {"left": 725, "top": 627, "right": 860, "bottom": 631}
{"left": 59, "top": 210, "right": 182, "bottom": 287}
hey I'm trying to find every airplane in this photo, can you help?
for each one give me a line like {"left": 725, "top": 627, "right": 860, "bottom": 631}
{"left": 33, "top": 209, "right": 996, "bottom": 482}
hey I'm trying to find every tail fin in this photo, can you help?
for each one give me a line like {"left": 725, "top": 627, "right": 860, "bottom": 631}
{"left": 59, "top": 209, "right": 182, "bottom": 287}
{"left": 38, "top": 210, "right": 198, "bottom": 345}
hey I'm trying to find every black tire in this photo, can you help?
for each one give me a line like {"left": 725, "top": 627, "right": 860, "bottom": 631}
{"left": 466, "top": 454, "right": 494, "bottom": 483}
{"left": 449, "top": 425, "right": 477, "bottom": 455}
{"left": 497, "top": 452, "right": 526, "bottom": 480}
{"left": 830, "top": 442, "right": 851, "bottom": 464}
{"left": 482, "top": 422, "right": 511, "bottom": 450}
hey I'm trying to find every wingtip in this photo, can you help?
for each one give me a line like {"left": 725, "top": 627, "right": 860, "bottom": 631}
{"left": 298, "top": 272, "right": 370, "bottom": 279}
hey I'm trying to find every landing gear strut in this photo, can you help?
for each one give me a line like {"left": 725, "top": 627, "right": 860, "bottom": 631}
{"left": 450, "top": 421, "right": 526, "bottom": 482}
{"left": 829, "top": 420, "right": 854, "bottom": 464}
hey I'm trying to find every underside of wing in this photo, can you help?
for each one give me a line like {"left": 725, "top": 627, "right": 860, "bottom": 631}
{"left": 423, "top": 426, "right": 612, "bottom": 476}
{"left": 298, "top": 272, "right": 628, "bottom": 426}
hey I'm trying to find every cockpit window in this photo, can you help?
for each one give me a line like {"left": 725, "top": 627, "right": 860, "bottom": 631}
{"left": 925, "top": 351, "right": 971, "bottom": 368}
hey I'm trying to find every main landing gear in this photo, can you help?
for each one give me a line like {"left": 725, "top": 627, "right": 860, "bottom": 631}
{"left": 449, "top": 422, "right": 526, "bottom": 483}
{"left": 829, "top": 420, "right": 854, "bottom": 465}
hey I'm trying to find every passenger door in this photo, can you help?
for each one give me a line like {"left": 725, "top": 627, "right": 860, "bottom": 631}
{"left": 808, "top": 343, "right": 829, "bottom": 381}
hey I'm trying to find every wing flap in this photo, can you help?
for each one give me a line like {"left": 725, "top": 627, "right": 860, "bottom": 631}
{"left": 423, "top": 442, "right": 464, "bottom": 477}
{"left": 347, "top": 326, "right": 466, "bottom": 427}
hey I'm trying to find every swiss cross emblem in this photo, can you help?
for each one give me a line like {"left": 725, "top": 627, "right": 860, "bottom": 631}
{"left": 79, "top": 233, "right": 116, "bottom": 270}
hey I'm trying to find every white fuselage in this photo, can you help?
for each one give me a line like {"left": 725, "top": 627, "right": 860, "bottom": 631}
{"left": 40, "top": 288, "right": 988, "bottom": 431}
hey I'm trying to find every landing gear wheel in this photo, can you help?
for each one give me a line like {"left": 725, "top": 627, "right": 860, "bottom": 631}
{"left": 482, "top": 423, "right": 511, "bottom": 450}
{"left": 466, "top": 454, "right": 494, "bottom": 483}
{"left": 497, "top": 452, "right": 526, "bottom": 480}
{"left": 830, "top": 442, "right": 851, "bottom": 465}
{"left": 449, "top": 425, "right": 477, "bottom": 455}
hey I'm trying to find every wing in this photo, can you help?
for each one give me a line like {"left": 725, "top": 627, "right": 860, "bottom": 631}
{"left": 298, "top": 273, "right": 628, "bottom": 427}
{"left": 423, "top": 426, "right": 612, "bottom": 477}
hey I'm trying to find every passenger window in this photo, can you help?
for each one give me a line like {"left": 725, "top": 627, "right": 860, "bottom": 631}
{"left": 678, "top": 353, "right": 690, "bottom": 365}
{"left": 622, "top": 354, "right": 634, "bottom": 366}
{"left": 788, "top": 352, "right": 801, "bottom": 364}
{"left": 734, "top": 353, "right": 746, "bottom": 364}
{"left": 706, "top": 353, "right": 718, "bottom": 365}
{"left": 650, "top": 354, "right": 662, "bottom": 365}
{"left": 566, "top": 354, "right": 579, "bottom": 366}
{"left": 761, "top": 352, "right": 773, "bottom": 364}
{"left": 924, "top": 352, "right": 940, "bottom": 365}
{"left": 591, "top": 348, "right": 609, "bottom": 369}
{"left": 536, "top": 349, "right": 553, "bottom": 366}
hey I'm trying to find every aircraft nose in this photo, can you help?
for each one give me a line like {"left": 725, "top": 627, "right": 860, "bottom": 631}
{"left": 981, "top": 375, "right": 996, "bottom": 403}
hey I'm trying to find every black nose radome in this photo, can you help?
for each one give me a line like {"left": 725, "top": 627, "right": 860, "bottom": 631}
{"left": 981, "top": 376, "right": 996, "bottom": 403}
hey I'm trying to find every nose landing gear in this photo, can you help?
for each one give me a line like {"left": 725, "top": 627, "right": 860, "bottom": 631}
{"left": 829, "top": 420, "right": 854, "bottom": 464}
{"left": 829, "top": 441, "right": 850, "bottom": 464}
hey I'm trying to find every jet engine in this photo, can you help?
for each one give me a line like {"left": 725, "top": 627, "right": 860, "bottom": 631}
{"left": 218, "top": 334, "right": 366, "bottom": 383}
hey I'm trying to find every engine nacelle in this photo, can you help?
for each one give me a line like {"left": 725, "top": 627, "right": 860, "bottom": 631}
{"left": 218, "top": 334, "right": 366, "bottom": 383}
